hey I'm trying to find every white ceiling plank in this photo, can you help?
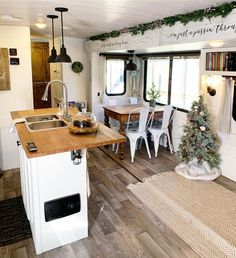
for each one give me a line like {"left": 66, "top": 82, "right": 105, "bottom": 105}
{"left": 0, "top": 0, "right": 234, "bottom": 39}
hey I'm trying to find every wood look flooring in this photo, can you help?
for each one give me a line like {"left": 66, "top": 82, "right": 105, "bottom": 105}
{"left": 0, "top": 144, "right": 236, "bottom": 258}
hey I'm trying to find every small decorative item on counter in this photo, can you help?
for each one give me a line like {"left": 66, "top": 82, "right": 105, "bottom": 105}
{"left": 68, "top": 111, "right": 98, "bottom": 134}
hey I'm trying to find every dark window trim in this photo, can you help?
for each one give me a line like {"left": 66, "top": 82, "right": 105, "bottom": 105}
{"left": 137, "top": 50, "right": 200, "bottom": 59}
{"left": 105, "top": 59, "right": 127, "bottom": 96}
{"left": 143, "top": 52, "right": 200, "bottom": 113}
{"left": 99, "top": 52, "right": 130, "bottom": 60}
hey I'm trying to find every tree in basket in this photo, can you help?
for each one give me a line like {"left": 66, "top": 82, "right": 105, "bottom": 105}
{"left": 147, "top": 82, "right": 160, "bottom": 107}
{"left": 175, "top": 95, "right": 221, "bottom": 181}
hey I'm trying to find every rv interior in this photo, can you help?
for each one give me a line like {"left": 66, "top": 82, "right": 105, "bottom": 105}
{"left": 0, "top": 0, "right": 236, "bottom": 257}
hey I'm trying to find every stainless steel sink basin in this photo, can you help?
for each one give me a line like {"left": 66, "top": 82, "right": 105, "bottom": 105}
{"left": 26, "top": 120, "right": 67, "bottom": 131}
{"left": 25, "top": 114, "right": 60, "bottom": 123}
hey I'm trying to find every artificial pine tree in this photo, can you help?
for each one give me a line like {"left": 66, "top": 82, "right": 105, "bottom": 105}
{"left": 175, "top": 95, "right": 221, "bottom": 180}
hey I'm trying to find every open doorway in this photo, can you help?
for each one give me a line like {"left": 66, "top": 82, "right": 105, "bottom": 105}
{"left": 31, "top": 40, "right": 63, "bottom": 109}
{"left": 31, "top": 42, "right": 51, "bottom": 109}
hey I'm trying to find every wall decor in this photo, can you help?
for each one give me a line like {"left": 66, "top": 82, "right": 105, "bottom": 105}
{"left": 71, "top": 61, "right": 83, "bottom": 73}
{"left": 0, "top": 48, "right": 10, "bottom": 90}
{"left": 9, "top": 48, "right": 17, "bottom": 56}
{"left": 89, "top": 1, "right": 236, "bottom": 41}
{"left": 10, "top": 57, "right": 20, "bottom": 65}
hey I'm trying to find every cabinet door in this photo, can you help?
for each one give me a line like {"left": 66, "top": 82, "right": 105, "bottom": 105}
{"left": 18, "top": 144, "right": 31, "bottom": 220}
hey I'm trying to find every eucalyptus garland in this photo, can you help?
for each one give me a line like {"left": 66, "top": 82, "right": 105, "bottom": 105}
{"left": 89, "top": 1, "right": 236, "bottom": 41}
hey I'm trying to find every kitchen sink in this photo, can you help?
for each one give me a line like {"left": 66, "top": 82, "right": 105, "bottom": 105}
{"left": 26, "top": 120, "right": 67, "bottom": 131}
{"left": 25, "top": 114, "right": 60, "bottom": 123}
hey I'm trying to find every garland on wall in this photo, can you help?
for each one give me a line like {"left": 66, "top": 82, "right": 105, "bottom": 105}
{"left": 89, "top": 1, "right": 236, "bottom": 41}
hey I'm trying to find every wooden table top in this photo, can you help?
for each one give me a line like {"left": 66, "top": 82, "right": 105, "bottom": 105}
{"left": 103, "top": 104, "right": 164, "bottom": 115}
{"left": 11, "top": 108, "right": 126, "bottom": 158}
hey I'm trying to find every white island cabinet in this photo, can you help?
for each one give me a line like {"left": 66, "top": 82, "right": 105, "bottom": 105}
{"left": 18, "top": 143, "right": 88, "bottom": 254}
{"left": 11, "top": 107, "right": 125, "bottom": 254}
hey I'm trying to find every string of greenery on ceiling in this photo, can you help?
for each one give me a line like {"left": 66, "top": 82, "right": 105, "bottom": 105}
{"left": 89, "top": 1, "right": 236, "bottom": 41}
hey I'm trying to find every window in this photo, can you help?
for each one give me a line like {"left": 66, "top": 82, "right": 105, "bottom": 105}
{"left": 106, "top": 59, "right": 126, "bottom": 96}
{"left": 144, "top": 53, "right": 200, "bottom": 111}
{"left": 146, "top": 57, "right": 169, "bottom": 104}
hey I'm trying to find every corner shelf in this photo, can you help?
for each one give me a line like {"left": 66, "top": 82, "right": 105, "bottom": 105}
{"left": 201, "top": 47, "right": 236, "bottom": 77}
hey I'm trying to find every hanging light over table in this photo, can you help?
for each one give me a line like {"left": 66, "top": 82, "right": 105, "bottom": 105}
{"left": 47, "top": 14, "right": 58, "bottom": 63}
{"left": 125, "top": 50, "right": 137, "bottom": 71}
{"left": 55, "top": 7, "right": 72, "bottom": 63}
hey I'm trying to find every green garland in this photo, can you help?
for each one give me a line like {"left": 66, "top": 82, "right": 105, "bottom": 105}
{"left": 89, "top": 1, "right": 236, "bottom": 41}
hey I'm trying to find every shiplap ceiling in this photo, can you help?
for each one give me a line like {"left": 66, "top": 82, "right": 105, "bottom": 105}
{"left": 0, "top": 0, "right": 233, "bottom": 39}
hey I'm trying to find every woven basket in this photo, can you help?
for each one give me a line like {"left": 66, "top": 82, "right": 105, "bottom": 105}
{"left": 68, "top": 123, "right": 98, "bottom": 134}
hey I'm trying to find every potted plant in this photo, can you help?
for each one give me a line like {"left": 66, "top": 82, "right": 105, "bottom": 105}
{"left": 147, "top": 82, "right": 160, "bottom": 107}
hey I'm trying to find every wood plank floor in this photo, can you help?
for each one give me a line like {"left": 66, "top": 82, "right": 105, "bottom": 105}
{"left": 0, "top": 144, "right": 236, "bottom": 258}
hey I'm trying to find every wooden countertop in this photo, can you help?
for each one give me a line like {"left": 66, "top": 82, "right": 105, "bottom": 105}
{"left": 11, "top": 108, "right": 126, "bottom": 158}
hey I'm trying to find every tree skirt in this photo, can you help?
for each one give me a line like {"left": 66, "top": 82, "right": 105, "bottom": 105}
{"left": 175, "top": 159, "right": 221, "bottom": 181}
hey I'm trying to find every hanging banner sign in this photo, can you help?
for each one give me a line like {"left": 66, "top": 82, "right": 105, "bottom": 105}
{"left": 160, "top": 10, "right": 236, "bottom": 45}
{"left": 85, "top": 10, "right": 236, "bottom": 53}
{"left": 85, "top": 29, "right": 160, "bottom": 53}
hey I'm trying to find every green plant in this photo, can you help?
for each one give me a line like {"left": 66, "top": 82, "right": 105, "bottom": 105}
{"left": 147, "top": 82, "right": 160, "bottom": 101}
{"left": 177, "top": 95, "right": 221, "bottom": 169}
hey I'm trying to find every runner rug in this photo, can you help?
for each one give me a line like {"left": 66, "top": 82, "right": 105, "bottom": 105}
{"left": 128, "top": 172, "right": 236, "bottom": 258}
{"left": 0, "top": 196, "right": 31, "bottom": 246}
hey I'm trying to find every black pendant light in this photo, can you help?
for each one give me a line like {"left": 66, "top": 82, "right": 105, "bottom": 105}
{"left": 125, "top": 50, "right": 137, "bottom": 71}
{"left": 47, "top": 14, "right": 58, "bottom": 63}
{"left": 55, "top": 7, "right": 72, "bottom": 63}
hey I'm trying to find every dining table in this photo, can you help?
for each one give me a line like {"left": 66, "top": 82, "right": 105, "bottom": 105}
{"left": 103, "top": 104, "right": 165, "bottom": 160}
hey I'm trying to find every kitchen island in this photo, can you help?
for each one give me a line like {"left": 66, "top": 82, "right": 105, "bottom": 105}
{"left": 11, "top": 107, "right": 125, "bottom": 254}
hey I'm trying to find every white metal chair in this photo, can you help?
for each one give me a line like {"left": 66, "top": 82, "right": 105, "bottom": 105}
{"left": 148, "top": 105, "right": 174, "bottom": 157}
{"left": 126, "top": 106, "right": 151, "bottom": 162}
{"left": 107, "top": 99, "right": 120, "bottom": 151}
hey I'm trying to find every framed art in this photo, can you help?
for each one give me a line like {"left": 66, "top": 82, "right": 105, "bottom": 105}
{"left": 10, "top": 57, "right": 20, "bottom": 65}
{"left": 0, "top": 48, "right": 10, "bottom": 90}
{"left": 9, "top": 48, "right": 17, "bottom": 56}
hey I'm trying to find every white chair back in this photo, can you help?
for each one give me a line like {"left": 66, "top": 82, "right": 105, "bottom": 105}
{"left": 127, "top": 107, "right": 150, "bottom": 133}
{"left": 129, "top": 97, "right": 138, "bottom": 105}
{"left": 161, "top": 105, "right": 173, "bottom": 129}
{"left": 129, "top": 96, "right": 143, "bottom": 105}
{"left": 108, "top": 98, "right": 118, "bottom": 106}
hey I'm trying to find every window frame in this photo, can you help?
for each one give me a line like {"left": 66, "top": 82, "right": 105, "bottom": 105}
{"left": 143, "top": 51, "right": 200, "bottom": 113}
{"left": 105, "top": 57, "right": 127, "bottom": 96}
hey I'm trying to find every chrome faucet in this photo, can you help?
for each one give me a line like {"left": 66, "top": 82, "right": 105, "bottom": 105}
{"left": 42, "top": 79, "right": 71, "bottom": 121}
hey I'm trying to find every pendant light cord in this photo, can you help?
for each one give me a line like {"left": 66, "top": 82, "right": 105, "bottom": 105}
{"left": 60, "top": 11, "right": 64, "bottom": 46}
{"left": 52, "top": 18, "right": 55, "bottom": 47}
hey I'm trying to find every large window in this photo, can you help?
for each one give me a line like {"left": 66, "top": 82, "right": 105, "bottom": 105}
{"left": 106, "top": 59, "right": 126, "bottom": 96}
{"left": 144, "top": 53, "right": 200, "bottom": 111}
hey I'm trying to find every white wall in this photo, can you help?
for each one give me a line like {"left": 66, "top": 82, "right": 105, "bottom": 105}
{"left": 62, "top": 37, "right": 89, "bottom": 103}
{"left": 0, "top": 26, "right": 33, "bottom": 170}
{"left": 202, "top": 74, "right": 236, "bottom": 181}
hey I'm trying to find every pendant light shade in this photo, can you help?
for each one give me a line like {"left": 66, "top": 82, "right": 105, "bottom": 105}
{"left": 125, "top": 59, "right": 137, "bottom": 71}
{"left": 125, "top": 50, "right": 137, "bottom": 71}
{"left": 47, "top": 14, "right": 58, "bottom": 63}
{"left": 55, "top": 7, "right": 72, "bottom": 63}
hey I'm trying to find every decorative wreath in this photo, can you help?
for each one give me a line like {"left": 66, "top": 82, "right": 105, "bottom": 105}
{"left": 71, "top": 61, "right": 83, "bottom": 73}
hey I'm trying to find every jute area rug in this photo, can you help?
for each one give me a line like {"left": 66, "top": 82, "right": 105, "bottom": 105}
{"left": 128, "top": 172, "right": 236, "bottom": 258}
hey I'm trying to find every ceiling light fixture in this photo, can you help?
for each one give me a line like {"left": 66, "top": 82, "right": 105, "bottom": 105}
{"left": 47, "top": 14, "right": 58, "bottom": 63}
{"left": 125, "top": 50, "right": 137, "bottom": 71}
{"left": 35, "top": 22, "right": 46, "bottom": 29}
{"left": 55, "top": 7, "right": 72, "bottom": 63}
{"left": 209, "top": 40, "right": 224, "bottom": 48}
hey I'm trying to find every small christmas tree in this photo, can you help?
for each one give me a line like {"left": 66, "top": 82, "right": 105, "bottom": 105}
{"left": 176, "top": 95, "right": 221, "bottom": 180}
{"left": 147, "top": 82, "right": 160, "bottom": 107}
